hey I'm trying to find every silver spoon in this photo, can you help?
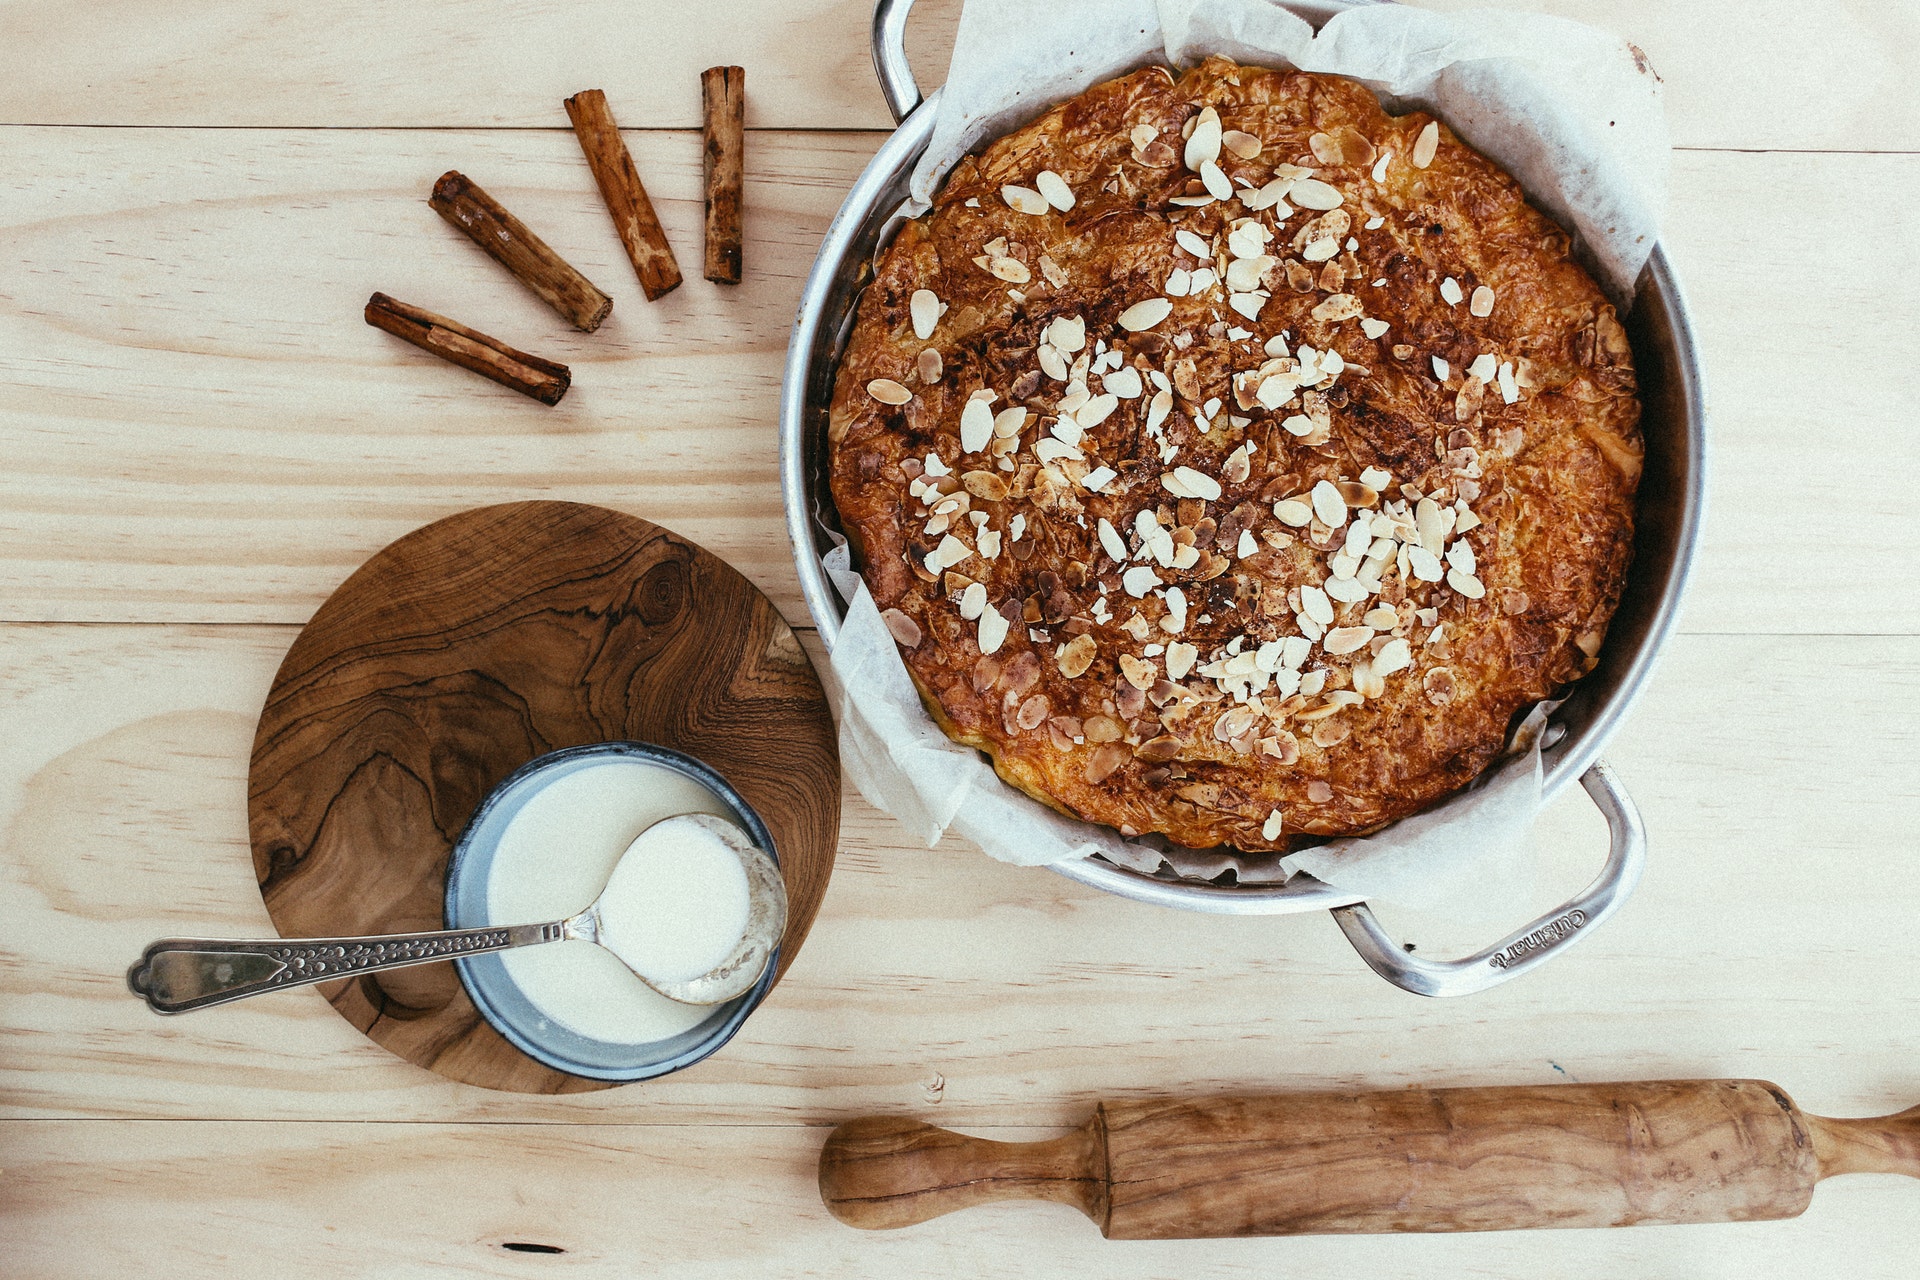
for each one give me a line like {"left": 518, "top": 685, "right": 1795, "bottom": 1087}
{"left": 127, "top": 814, "right": 787, "bottom": 1015}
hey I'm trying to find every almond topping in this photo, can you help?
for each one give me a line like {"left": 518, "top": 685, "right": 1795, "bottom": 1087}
{"left": 1164, "top": 641, "right": 1198, "bottom": 680}
{"left": 1289, "top": 178, "right": 1344, "bottom": 210}
{"left": 1119, "top": 653, "right": 1158, "bottom": 690}
{"left": 1323, "top": 626, "right": 1373, "bottom": 656}
{"left": 866, "top": 378, "right": 912, "bottom": 405}
{"left": 1035, "top": 169, "right": 1076, "bottom": 211}
{"left": 1118, "top": 297, "right": 1174, "bottom": 331}
{"left": 1172, "top": 466, "right": 1222, "bottom": 501}
{"left": 1310, "top": 480, "right": 1347, "bottom": 528}
{"left": 1057, "top": 634, "right": 1098, "bottom": 678}
{"left": 910, "top": 289, "right": 942, "bottom": 341}
{"left": 1222, "top": 129, "right": 1263, "bottom": 159}
{"left": 1469, "top": 285, "right": 1495, "bottom": 317}
{"left": 1184, "top": 106, "right": 1222, "bottom": 170}
{"left": 1440, "top": 276, "right": 1464, "bottom": 306}
{"left": 1261, "top": 808, "right": 1284, "bottom": 841}
{"left": 1446, "top": 567, "right": 1486, "bottom": 599}
{"left": 977, "top": 605, "right": 1009, "bottom": 655}
{"left": 959, "top": 397, "right": 995, "bottom": 453}
{"left": 917, "top": 348, "right": 943, "bottom": 382}
{"left": 1412, "top": 120, "right": 1440, "bottom": 169}
{"left": 985, "top": 255, "right": 1030, "bottom": 283}
{"left": 1273, "top": 498, "right": 1312, "bottom": 526}
{"left": 880, "top": 608, "right": 922, "bottom": 648}
{"left": 1311, "top": 293, "right": 1364, "bottom": 323}
{"left": 1199, "top": 160, "right": 1233, "bottom": 201}
{"left": 1001, "top": 184, "right": 1050, "bottom": 215}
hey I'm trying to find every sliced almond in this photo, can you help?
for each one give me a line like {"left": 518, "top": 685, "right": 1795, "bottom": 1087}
{"left": 1359, "top": 317, "right": 1390, "bottom": 340}
{"left": 1439, "top": 276, "right": 1464, "bottom": 306}
{"left": 1172, "top": 466, "right": 1222, "bottom": 501}
{"left": 866, "top": 378, "right": 912, "bottom": 405}
{"left": 1184, "top": 106, "right": 1222, "bottom": 171}
{"left": 1001, "top": 184, "right": 1050, "bottom": 215}
{"left": 1035, "top": 169, "right": 1076, "bottom": 211}
{"left": 987, "top": 256, "right": 1031, "bottom": 284}
{"left": 1057, "top": 634, "right": 1098, "bottom": 678}
{"left": 1289, "top": 178, "right": 1344, "bottom": 210}
{"left": 1097, "top": 518, "right": 1128, "bottom": 562}
{"left": 1311, "top": 293, "right": 1364, "bottom": 323}
{"left": 1122, "top": 565, "right": 1162, "bottom": 597}
{"left": 1323, "top": 626, "right": 1373, "bottom": 656}
{"left": 1038, "top": 344, "right": 1070, "bottom": 381}
{"left": 1300, "top": 585, "right": 1335, "bottom": 626}
{"left": 910, "top": 289, "right": 942, "bottom": 341}
{"left": 1118, "top": 297, "right": 1174, "bottom": 331}
{"left": 1469, "top": 285, "right": 1495, "bottom": 317}
{"left": 992, "top": 406, "right": 1028, "bottom": 438}
{"left": 977, "top": 605, "right": 1009, "bottom": 655}
{"left": 880, "top": 608, "right": 922, "bottom": 648}
{"left": 1130, "top": 123, "right": 1159, "bottom": 150}
{"left": 1119, "top": 653, "right": 1158, "bottom": 690}
{"left": 917, "top": 348, "right": 943, "bottom": 382}
{"left": 1412, "top": 120, "right": 1440, "bottom": 169}
{"left": 957, "top": 581, "right": 988, "bottom": 621}
{"left": 1222, "top": 129, "right": 1263, "bottom": 160}
{"left": 1164, "top": 640, "right": 1198, "bottom": 681}
{"left": 959, "top": 397, "right": 995, "bottom": 453}
{"left": 1047, "top": 314, "right": 1087, "bottom": 352}
{"left": 1273, "top": 498, "right": 1313, "bottom": 527}
{"left": 1175, "top": 228, "right": 1211, "bottom": 259}
{"left": 1446, "top": 567, "right": 1486, "bottom": 599}
{"left": 1199, "top": 160, "right": 1233, "bottom": 201}
{"left": 1310, "top": 479, "right": 1347, "bottom": 528}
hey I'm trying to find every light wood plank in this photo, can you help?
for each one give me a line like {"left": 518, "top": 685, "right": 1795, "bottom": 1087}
{"left": 0, "top": 1113, "right": 1912, "bottom": 1274}
{"left": 2, "top": 130, "right": 1917, "bottom": 630}
{"left": 0, "top": 1119, "right": 1913, "bottom": 1278}
{"left": 2, "top": 623, "right": 1914, "bottom": 1125}
{"left": 2, "top": 0, "right": 1916, "bottom": 153}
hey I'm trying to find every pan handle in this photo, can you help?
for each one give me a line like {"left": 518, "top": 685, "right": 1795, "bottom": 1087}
{"left": 1328, "top": 761, "right": 1646, "bottom": 997}
{"left": 872, "top": 0, "right": 924, "bottom": 123}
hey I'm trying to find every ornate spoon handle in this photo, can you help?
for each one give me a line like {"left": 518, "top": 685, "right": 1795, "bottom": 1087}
{"left": 127, "top": 922, "right": 566, "bottom": 1014}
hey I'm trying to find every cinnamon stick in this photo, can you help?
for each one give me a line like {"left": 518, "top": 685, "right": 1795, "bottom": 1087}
{"left": 564, "top": 88, "right": 683, "bottom": 301}
{"left": 427, "top": 171, "right": 612, "bottom": 332}
{"left": 701, "top": 66, "right": 745, "bottom": 284}
{"left": 363, "top": 292, "right": 571, "bottom": 405}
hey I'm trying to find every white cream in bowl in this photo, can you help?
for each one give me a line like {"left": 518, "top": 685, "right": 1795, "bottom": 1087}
{"left": 482, "top": 756, "right": 754, "bottom": 1044}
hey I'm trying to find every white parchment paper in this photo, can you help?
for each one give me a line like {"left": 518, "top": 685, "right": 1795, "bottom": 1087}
{"left": 822, "top": 0, "right": 1666, "bottom": 910}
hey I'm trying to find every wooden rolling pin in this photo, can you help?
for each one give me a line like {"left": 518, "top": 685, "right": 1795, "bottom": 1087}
{"left": 819, "top": 1080, "right": 1918, "bottom": 1236}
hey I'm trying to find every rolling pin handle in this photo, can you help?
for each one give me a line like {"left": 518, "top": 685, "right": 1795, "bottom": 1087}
{"left": 818, "top": 1115, "right": 1107, "bottom": 1230}
{"left": 1807, "top": 1105, "right": 1920, "bottom": 1179}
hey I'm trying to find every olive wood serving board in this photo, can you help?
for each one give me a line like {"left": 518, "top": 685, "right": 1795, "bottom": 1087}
{"left": 248, "top": 501, "right": 838, "bottom": 1093}
{"left": 820, "top": 1080, "right": 1920, "bottom": 1236}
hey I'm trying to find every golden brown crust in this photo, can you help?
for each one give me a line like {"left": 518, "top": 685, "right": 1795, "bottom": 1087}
{"left": 829, "top": 59, "right": 1641, "bottom": 854}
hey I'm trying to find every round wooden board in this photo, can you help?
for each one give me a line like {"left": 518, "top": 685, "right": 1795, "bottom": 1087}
{"left": 248, "top": 501, "right": 839, "bottom": 1094}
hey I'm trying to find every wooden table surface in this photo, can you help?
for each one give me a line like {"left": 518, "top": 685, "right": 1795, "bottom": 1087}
{"left": 3, "top": 0, "right": 1916, "bottom": 1273}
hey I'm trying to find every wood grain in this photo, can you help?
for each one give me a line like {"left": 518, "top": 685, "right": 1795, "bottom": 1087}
{"left": 3, "top": 1119, "right": 1917, "bottom": 1279}
{"left": 247, "top": 502, "right": 838, "bottom": 1092}
{"left": 0, "top": 132, "right": 1917, "bottom": 627}
{"left": 822, "top": 1082, "right": 1920, "bottom": 1235}
{"left": 4, "top": 623, "right": 1916, "bottom": 1126}
{"left": 1, "top": 0, "right": 1917, "bottom": 152}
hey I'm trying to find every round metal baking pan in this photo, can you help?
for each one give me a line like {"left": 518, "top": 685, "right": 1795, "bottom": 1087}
{"left": 781, "top": 0, "right": 1704, "bottom": 994}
